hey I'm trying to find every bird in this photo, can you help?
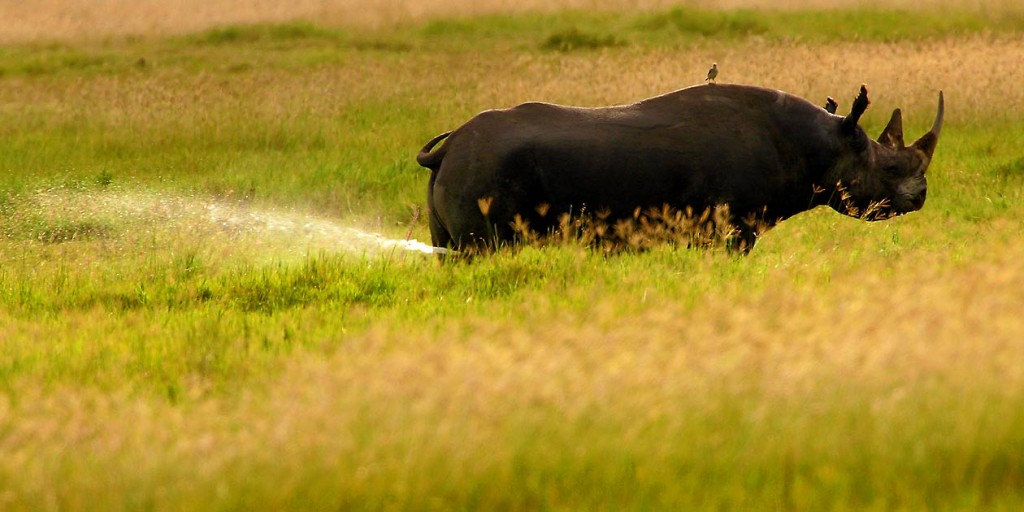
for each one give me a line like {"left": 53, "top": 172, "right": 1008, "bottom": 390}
{"left": 705, "top": 63, "right": 718, "bottom": 83}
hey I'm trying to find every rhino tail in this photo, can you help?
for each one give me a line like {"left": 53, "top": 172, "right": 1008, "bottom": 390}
{"left": 416, "top": 131, "right": 453, "bottom": 171}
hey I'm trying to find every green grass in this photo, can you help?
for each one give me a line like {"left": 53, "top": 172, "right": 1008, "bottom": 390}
{"left": 2, "top": 5, "right": 1024, "bottom": 510}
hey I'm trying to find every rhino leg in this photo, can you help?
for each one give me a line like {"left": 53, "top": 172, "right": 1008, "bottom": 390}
{"left": 428, "top": 208, "right": 452, "bottom": 254}
{"left": 726, "top": 228, "right": 758, "bottom": 254}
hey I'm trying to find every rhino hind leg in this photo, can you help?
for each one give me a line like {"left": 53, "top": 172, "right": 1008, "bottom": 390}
{"left": 428, "top": 208, "right": 452, "bottom": 254}
{"left": 439, "top": 200, "right": 512, "bottom": 254}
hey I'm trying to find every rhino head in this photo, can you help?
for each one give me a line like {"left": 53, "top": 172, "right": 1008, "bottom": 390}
{"left": 824, "top": 85, "right": 944, "bottom": 220}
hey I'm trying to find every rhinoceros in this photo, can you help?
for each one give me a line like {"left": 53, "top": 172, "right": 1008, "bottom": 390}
{"left": 416, "top": 83, "right": 943, "bottom": 253}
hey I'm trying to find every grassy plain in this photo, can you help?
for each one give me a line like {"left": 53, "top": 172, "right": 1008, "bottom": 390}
{"left": 2, "top": 0, "right": 1023, "bottom": 41}
{"left": 2, "top": 2, "right": 1024, "bottom": 510}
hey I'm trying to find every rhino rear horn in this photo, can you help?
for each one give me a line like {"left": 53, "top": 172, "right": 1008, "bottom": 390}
{"left": 911, "top": 91, "right": 944, "bottom": 158}
{"left": 878, "top": 108, "right": 904, "bottom": 148}
{"left": 841, "top": 84, "right": 870, "bottom": 134}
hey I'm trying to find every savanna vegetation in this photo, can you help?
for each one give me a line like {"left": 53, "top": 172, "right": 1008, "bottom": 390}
{"left": 1, "top": 0, "right": 1023, "bottom": 509}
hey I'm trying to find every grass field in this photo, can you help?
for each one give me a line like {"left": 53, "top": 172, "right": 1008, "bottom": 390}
{"left": 2, "top": 1, "right": 1024, "bottom": 509}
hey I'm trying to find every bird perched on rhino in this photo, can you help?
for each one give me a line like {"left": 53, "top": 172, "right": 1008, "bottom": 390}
{"left": 706, "top": 63, "right": 718, "bottom": 83}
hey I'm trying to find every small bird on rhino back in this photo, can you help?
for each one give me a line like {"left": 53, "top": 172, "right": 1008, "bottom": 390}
{"left": 706, "top": 63, "right": 718, "bottom": 83}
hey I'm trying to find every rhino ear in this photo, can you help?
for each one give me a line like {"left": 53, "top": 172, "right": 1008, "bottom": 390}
{"left": 841, "top": 84, "right": 870, "bottom": 135}
{"left": 878, "top": 108, "right": 904, "bottom": 148}
{"left": 824, "top": 96, "right": 838, "bottom": 114}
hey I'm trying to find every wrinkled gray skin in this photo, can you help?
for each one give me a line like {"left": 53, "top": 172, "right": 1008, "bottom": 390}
{"left": 417, "top": 83, "right": 944, "bottom": 253}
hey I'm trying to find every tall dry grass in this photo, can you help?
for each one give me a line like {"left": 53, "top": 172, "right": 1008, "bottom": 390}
{"left": 399, "top": 36, "right": 1020, "bottom": 126}
{"left": 1, "top": 0, "right": 1021, "bottom": 42}
{"left": 1, "top": 35, "right": 1021, "bottom": 127}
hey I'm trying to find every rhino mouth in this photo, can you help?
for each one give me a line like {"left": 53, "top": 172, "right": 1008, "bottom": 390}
{"left": 904, "top": 189, "right": 927, "bottom": 211}
{"left": 870, "top": 178, "right": 927, "bottom": 218}
{"left": 893, "top": 183, "right": 927, "bottom": 214}
{"left": 849, "top": 189, "right": 924, "bottom": 221}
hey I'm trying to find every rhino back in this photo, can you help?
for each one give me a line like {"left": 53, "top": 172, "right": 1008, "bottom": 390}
{"left": 434, "top": 84, "right": 838, "bottom": 232}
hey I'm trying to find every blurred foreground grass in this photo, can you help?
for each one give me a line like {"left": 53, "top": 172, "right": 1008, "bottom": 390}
{"left": 4, "top": 229, "right": 1024, "bottom": 509}
{"left": 2, "top": 4, "right": 1024, "bottom": 510}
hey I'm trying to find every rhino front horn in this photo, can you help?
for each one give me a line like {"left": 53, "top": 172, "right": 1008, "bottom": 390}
{"left": 911, "top": 91, "right": 944, "bottom": 158}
